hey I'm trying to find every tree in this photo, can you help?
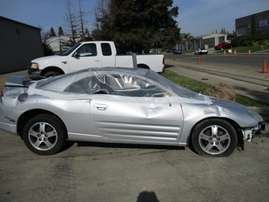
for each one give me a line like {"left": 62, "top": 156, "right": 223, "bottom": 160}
{"left": 78, "top": 0, "right": 85, "bottom": 41}
{"left": 181, "top": 33, "right": 193, "bottom": 50}
{"left": 92, "top": 0, "right": 180, "bottom": 53}
{"left": 63, "top": 0, "right": 80, "bottom": 47}
{"left": 92, "top": 0, "right": 112, "bottom": 40}
{"left": 43, "top": 42, "right": 54, "bottom": 56}
{"left": 220, "top": 28, "right": 227, "bottom": 34}
{"left": 50, "top": 27, "right": 56, "bottom": 36}
{"left": 84, "top": 27, "right": 93, "bottom": 41}
{"left": 58, "top": 26, "right": 64, "bottom": 36}
{"left": 39, "top": 26, "right": 54, "bottom": 55}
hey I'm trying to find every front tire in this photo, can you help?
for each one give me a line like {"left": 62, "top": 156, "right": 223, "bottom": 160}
{"left": 44, "top": 71, "right": 61, "bottom": 77}
{"left": 22, "top": 114, "right": 66, "bottom": 155}
{"left": 191, "top": 119, "right": 237, "bottom": 157}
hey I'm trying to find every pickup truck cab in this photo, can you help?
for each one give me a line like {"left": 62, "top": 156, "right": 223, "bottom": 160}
{"left": 28, "top": 41, "right": 165, "bottom": 77}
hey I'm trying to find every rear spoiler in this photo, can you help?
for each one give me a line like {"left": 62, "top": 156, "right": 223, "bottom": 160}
{"left": 5, "top": 75, "right": 46, "bottom": 87}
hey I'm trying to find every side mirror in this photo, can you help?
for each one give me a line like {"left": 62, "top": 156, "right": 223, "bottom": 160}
{"left": 72, "top": 52, "right": 80, "bottom": 58}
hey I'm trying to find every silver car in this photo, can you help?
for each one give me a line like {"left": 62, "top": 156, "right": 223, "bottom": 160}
{"left": 0, "top": 67, "right": 265, "bottom": 156}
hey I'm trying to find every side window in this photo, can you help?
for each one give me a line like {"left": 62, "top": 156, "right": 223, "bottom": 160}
{"left": 63, "top": 72, "right": 170, "bottom": 97}
{"left": 101, "top": 43, "right": 112, "bottom": 56}
{"left": 64, "top": 77, "right": 91, "bottom": 94}
{"left": 76, "top": 44, "right": 97, "bottom": 57}
{"left": 95, "top": 73, "right": 171, "bottom": 97}
{"left": 64, "top": 76, "right": 109, "bottom": 95}
{"left": 114, "top": 75, "right": 170, "bottom": 97}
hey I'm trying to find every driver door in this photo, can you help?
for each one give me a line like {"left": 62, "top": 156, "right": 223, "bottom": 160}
{"left": 90, "top": 95, "right": 183, "bottom": 145}
{"left": 68, "top": 43, "right": 102, "bottom": 72}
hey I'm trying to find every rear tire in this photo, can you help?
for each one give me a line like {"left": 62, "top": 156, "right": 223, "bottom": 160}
{"left": 22, "top": 114, "right": 66, "bottom": 155}
{"left": 191, "top": 119, "right": 237, "bottom": 157}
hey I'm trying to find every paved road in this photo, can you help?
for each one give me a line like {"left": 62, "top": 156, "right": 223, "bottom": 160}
{"left": 1, "top": 62, "right": 269, "bottom": 202}
{"left": 164, "top": 54, "right": 269, "bottom": 104}
{"left": 165, "top": 53, "right": 269, "bottom": 75}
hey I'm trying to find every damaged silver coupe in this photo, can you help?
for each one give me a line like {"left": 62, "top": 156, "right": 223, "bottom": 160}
{"left": 0, "top": 67, "right": 265, "bottom": 156}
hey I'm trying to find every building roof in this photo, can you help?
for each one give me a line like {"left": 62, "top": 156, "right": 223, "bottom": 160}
{"left": 0, "top": 16, "right": 41, "bottom": 30}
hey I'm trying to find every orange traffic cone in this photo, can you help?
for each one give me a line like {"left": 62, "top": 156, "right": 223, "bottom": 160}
{"left": 224, "top": 51, "right": 226, "bottom": 55}
{"left": 197, "top": 58, "right": 201, "bottom": 64}
{"left": 248, "top": 50, "right": 251, "bottom": 56}
{"left": 233, "top": 50, "right": 237, "bottom": 56}
{"left": 262, "top": 60, "right": 268, "bottom": 73}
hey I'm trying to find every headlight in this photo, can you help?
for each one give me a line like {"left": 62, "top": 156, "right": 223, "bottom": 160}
{"left": 204, "top": 106, "right": 230, "bottom": 115}
{"left": 31, "top": 63, "right": 39, "bottom": 69}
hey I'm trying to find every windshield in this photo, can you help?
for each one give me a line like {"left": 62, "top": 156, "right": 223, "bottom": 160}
{"left": 62, "top": 43, "right": 81, "bottom": 56}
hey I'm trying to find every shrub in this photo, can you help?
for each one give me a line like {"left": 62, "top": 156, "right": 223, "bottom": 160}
{"left": 242, "top": 40, "right": 253, "bottom": 46}
{"left": 259, "top": 39, "right": 269, "bottom": 45}
{"left": 231, "top": 36, "right": 250, "bottom": 47}
{"left": 250, "top": 33, "right": 269, "bottom": 41}
{"left": 43, "top": 43, "right": 54, "bottom": 56}
{"left": 252, "top": 41, "right": 259, "bottom": 46}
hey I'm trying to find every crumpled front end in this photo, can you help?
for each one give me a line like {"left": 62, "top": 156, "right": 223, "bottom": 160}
{"left": 241, "top": 107, "right": 266, "bottom": 142}
{"left": 210, "top": 97, "right": 266, "bottom": 142}
{"left": 241, "top": 122, "right": 265, "bottom": 142}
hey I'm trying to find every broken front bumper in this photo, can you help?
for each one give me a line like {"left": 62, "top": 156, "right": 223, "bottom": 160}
{"left": 242, "top": 121, "right": 266, "bottom": 142}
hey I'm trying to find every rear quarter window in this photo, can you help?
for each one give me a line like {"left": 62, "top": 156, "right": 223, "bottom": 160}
{"left": 101, "top": 43, "right": 112, "bottom": 56}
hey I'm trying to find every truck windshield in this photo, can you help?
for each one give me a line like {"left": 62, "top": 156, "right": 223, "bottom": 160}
{"left": 62, "top": 43, "right": 81, "bottom": 56}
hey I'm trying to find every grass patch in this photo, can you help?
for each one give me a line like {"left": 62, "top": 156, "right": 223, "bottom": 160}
{"left": 231, "top": 45, "right": 269, "bottom": 53}
{"left": 214, "top": 44, "right": 269, "bottom": 54}
{"left": 162, "top": 70, "right": 269, "bottom": 107}
{"left": 182, "top": 50, "right": 195, "bottom": 54}
{"left": 183, "top": 44, "right": 269, "bottom": 54}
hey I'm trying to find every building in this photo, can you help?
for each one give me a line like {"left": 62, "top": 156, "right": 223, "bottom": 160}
{"left": 176, "top": 10, "right": 268, "bottom": 51}
{"left": 0, "top": 16, "right": 44, "bottom": 74}
{"left": 176, "top": 33, "right": 227, "bottom": 51}
{"left": 236, "top": 10, "right": 269, "bottom": 36}
{"left": 47, "top": 35, "right": 71, "bottom": 55}
{"left": 192, "top": 33, "right": 227, "bottom": 50}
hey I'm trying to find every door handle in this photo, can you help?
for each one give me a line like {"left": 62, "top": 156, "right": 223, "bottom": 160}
{"left": 95, "top": 60, "right": 100, "bottom": 62}
{"left": 61, "top": 61, "right": 67, "bottom": 64}
{"left": 94, "top": 104, "right": 108, "bottom": 111}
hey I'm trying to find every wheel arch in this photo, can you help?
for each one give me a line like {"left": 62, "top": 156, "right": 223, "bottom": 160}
{"left": 137, "top": 63, "right": 150, "bottom": 69}
{"left": 187, "top": 117, "right": 242, "bottom": 146}
{"left": 41, "top": 66, "right": 65, "bottom": 76}
{"left": 17, "top": 109, "right": 68, "bottom": 139}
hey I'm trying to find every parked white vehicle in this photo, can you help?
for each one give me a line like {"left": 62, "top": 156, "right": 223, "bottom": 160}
{"left": 28, "top": 41, "right": 165, "bottom": 77}
{"left": 194, "top": 48, "right": 208, "bottom": 55}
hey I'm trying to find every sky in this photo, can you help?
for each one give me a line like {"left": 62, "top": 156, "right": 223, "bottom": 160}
{"left": 0, "top": 0, "right": 269, "bottom": 37}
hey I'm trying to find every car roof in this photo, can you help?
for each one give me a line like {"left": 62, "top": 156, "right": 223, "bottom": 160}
{"left": 35, "top": 67, "right": 153, "bottom": 91}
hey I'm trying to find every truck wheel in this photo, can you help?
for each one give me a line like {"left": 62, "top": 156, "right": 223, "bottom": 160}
{"left": 44, "top": 71, "right": 61, "bottom": 77}
{"left": 22, "top": 114, "right": 66, "bottom": 155}
{"left": 137, "top": 64, "right": 149, "bottom": 69}
{"left": 191, "top": 119, "right": 237, "bottom": 157}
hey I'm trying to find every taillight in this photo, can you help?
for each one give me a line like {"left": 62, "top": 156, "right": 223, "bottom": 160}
{"left": 162, "top": 56, "right": 165, "bottom": 65}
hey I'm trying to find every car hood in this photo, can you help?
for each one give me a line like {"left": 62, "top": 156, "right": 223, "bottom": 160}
{"left": 31, "top": 55, "right": 66, "bottom": 65}
{"left": 209, "top": 96, "right": 264, "bottom": 122}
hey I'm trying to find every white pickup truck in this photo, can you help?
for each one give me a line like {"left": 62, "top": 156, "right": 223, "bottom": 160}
{"left": 28, "top": 41, "right": 165, "bottom": 77}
